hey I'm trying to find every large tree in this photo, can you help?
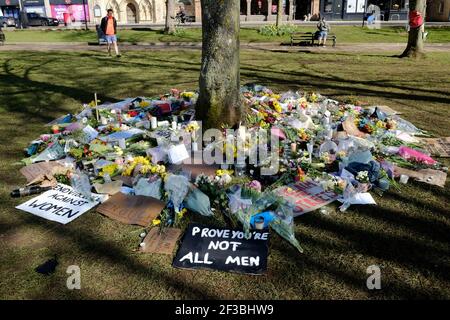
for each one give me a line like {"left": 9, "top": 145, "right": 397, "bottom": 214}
{"left": 276, "top": 0, "right": 283, "bottom": 27}
{"left": 196, "top": 0, "right": 242, "bottom": 129}
{"left": 400, "top": 0, "right": 427, "bottom": 58}
{"left": 165, "top": 0, "right": 175, "bottom": 34}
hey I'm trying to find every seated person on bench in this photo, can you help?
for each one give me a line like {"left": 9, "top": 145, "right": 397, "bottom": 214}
{"left": 316, "top": 17, "right": 330, "bottom": 47}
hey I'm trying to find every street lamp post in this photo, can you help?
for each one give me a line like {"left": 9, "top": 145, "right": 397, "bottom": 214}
{"left": 82, "top": 0, "right": 88, "bottom": 30}
{"left": 18, "top": 0, "right": 24, "bottom": 29}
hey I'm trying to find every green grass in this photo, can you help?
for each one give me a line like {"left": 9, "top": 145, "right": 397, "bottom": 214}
{"left": 3, "top": 26, "right": 450, "bottom": 43}
{"left": 0, "top": 49, "right": 449, "bottom": 299}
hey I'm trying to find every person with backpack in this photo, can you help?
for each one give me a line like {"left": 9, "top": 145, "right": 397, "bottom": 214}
{"left": 316, "top": 17, "right": 330, "bottom": 47}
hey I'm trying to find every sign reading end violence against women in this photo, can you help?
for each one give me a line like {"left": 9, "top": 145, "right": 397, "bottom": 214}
{"left": 274, "top": 179, "right": 338, "bottom": 217}
{"left": 173, "top": 223, "right": 269, "bottom": 275}
{"left": 15, "top": 183, "right": 106, "bottom": 224}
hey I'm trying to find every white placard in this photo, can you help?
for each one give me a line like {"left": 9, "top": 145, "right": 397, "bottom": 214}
{"left": 15, "top": 183, "right": 106, "bottom": 224}
{"left": 83, "top": 125, "right": 99, "bottom": 142}
{"left": 168, "top": 144, "right": 190, "bottom": 164}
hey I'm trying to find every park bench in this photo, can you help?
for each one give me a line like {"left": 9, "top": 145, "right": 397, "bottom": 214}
{"left": 96, "top": 25, "right": 107, "bottom": 45}
{"left": 290, "top": 32, "right": 337, "bottom": 47}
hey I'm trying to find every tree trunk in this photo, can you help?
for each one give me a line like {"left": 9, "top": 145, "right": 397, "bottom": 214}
{"left": 196, "top": 0, "right": 241, "bottom": 130}
{"left": 165, "top": 0, "right": 175, "bottom": 34}
{"left": 400, "top": 0, "right": 427, "bottom": 58}
{"left": 276, "top": 0, "right": 283, "bottom": 27}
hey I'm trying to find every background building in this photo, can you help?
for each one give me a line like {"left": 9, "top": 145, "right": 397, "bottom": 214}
{"left": 319, "top": 0, "right": 409, "bottom": 21}
{"left": 427, "top": 0, "right": 450, "bottom": 21}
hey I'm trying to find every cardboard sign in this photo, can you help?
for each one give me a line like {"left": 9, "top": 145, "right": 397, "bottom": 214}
{"left": 169, "top": 164, "right": 219, "bottom": 181}
{"left": 20, "top": 161, "right": 66, "bottom": 183}
{"left": 394, "top": 166, "right": 447, "bottom": 188}
{"left": 420, "top": 137, "right": 450, "bottom": 158}
{"left": 15, "top": 183, "right": 103, "bottom": 224}
{"left": 375, "top": 105, "right": 402, "bottom": 115}
{"left": 173, "top": 223, "right": 269, "bottom": 275}
{"left": 140, "top": 227, "right": 182, "bottom": 254}
{"left": 96, "top": 193, "right": 165, "bottom": 226}
{"left": 274, "top": 180, "right": 339, "bottom": 217}
{"left": 342, "top": 117, "right": 367, "bottom": 138}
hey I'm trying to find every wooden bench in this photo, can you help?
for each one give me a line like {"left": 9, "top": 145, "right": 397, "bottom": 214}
{"left": 290, "top": 32, "right": 337, "bottom": 47}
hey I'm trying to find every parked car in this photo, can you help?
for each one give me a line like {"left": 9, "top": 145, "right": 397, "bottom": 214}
{"left": 0, "top": 16, "right": 17, "bottom": 28}
{"left": 26, "top": 13, "right": 59, "bottom": 26}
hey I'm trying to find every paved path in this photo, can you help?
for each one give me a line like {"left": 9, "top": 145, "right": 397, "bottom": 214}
{"left": 1, "top": 42, "right": 450, "bottom": 53}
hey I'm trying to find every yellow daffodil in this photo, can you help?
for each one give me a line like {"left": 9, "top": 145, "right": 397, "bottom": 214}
{"left": 152, "top": 219, "right": 161, "bottom": 226}
{"left": 216, "top": 169, "right": 234, "bottom": 176}
{"left": 139, "top": 101, "right": 150, "bottom": 108}
{"left": 99, "top": 163, "right": 119, "bottom": 177}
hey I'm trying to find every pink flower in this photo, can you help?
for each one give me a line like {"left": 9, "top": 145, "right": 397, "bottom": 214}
{"left": 247, "top": 180, "right": 262, "bottom": 192}
{"left": 398, "top": 146, "right": 436, "bottom": 165}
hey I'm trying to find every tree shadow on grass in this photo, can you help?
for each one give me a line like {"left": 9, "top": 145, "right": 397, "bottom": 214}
{"left": 0, "top": 57, "right": 120, "bottom": 122}
{"left": 8, "top": 214, "right": 220, "bottom": 299}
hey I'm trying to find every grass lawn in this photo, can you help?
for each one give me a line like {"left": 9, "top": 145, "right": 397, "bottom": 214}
{"left": 0, "top": 49, "right": 449, "bottom": 299}
{"left": 3, "top": 26, "right": 450, "bottom": 44}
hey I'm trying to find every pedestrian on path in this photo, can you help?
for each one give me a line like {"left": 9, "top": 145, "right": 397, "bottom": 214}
{"left": 100, "top": 9, "right": 121, "bottom": 58}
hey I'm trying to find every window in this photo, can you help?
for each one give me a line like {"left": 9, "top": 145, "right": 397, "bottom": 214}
{"left": 391, "top": 0, "right": 407, "bottom": 10}
{"left": 94, "top": 5, "right": 101, "bottom": 17}
{"left": 438, "top": 1, "right": 444, "bottom": 14}
{"left": 324, "top": 0, "right": 333, "bottom": 13}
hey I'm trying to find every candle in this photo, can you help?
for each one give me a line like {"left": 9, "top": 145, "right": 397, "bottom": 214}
{"left": 291, "top": 143, "right": 297, "bottom": 153}
{"left": 151, "top": 116, "right": 157, "bottom": 129}
{"left": 118, "top": 138, "right": 126, "bottom": 149}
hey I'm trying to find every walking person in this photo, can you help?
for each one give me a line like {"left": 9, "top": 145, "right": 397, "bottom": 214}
{"left": 101, "top": 9, "right": 121, "bottom": 58}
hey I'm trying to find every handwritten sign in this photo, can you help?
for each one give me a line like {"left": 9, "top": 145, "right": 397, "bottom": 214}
{"left": 173, "top": 224, "right": 269, "bottom": 275}
{"left": 96, "top": 193, "right": 165, "bottom": 226}
{"left": 140, "top": 227, "right": 182, "bottom": 255}
{"left": 15, "top": 183, "right": 104, "bottom": 224}
{"left": 20, "top": 161, "right": 65, "bottom": 183}
{"left": 274, "top": 180, "right": 338, "bottom": 217}
{"left": 420, "top": 137, "right": 450, "bottom": 158}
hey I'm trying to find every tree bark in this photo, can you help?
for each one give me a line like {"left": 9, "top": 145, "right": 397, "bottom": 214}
{"left": 165, "top": 0, "right": 175, "bottom": 34}
{"left": 276, "top": 0, "right": 283, "bottom": 27}
{"left": 400, "top": 0, "right": 427, "bottom": 58}
{"left": 196, "top": 0, "right": 242, "bottom": 130}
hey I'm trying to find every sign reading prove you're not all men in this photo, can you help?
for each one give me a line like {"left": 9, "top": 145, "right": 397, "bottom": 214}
{"left": 173, "top": 223, "right": 269, "bottom": 275}
{"left": 16, "top": 183, "right": 105, "bottom": 224}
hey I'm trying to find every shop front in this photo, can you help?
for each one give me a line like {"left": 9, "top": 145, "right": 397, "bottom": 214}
{"left": 0, "top": 0, "right": 20, "bottom": 20}
{"left": 320, "top": 0, "right": 409, "bottom": 20}
{"left": 23, "top": 0, "right": 46, "bottom": 16}
{"left": 49, "top": 0, "right": 89, "bottom": 23}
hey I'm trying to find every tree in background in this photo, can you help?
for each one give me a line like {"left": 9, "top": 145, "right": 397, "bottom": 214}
{"left": 400, "top": 0, "right": 427, "bottom": 58}
{"left": 276, "top": 0, "right": 283, "bottom": 27}
{"left": 196, "top": 0, "right": 242, "bottom": 129}
{"left": 165, "top": 0, "right": 175, "bottom": 34}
